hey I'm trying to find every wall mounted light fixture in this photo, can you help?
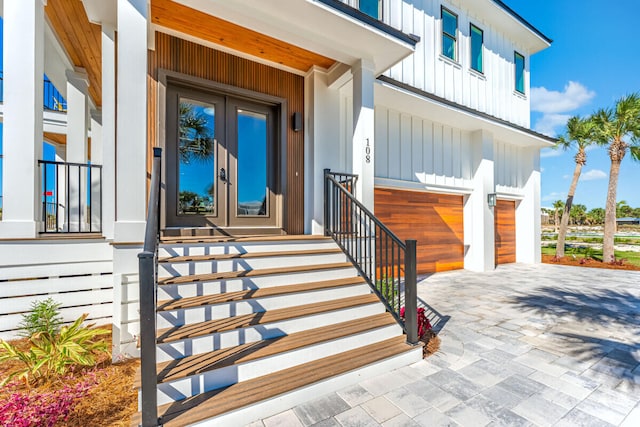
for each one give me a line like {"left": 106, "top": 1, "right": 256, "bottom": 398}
{"left": 292, "top": 112, "right": 302, "bottom": 132}
{"left": 487, "top": 193, "right": 497, "bottom": 208}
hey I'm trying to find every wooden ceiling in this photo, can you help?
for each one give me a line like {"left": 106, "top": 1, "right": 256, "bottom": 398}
{"left": 45, "top": 0, "right": 102, "bottom": 107}
{"left": 150, "top": 0, "right": 335, "bottom": 72}
{"left": 43, "top": 0, "right": 335, "bottom": 111}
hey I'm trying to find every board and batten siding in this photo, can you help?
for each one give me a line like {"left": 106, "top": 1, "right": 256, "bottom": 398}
{"left": 374, "top": 105, "right": 474, "bottom": 188}
{"left": 0, "top": 240, "right": 113, "bottom": 340}
{"left": 494, "top": 139, "right": 527, "bottom": 196}
{"left": 379, "top": 0, "right": 530, "bottom": 128}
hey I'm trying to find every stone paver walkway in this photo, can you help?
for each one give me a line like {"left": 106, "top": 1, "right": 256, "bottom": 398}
{"left": 254, "top": 264, "right": 640, "bottom": 427}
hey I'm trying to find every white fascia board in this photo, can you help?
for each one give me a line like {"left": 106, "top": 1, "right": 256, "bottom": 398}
{"left": 176, "top": 0, "right": 415, "bottom": 74}
{"left": 463, "top": 0, "right": 551, "bottom": 54}
{"left": 375, "top": 178, "right": 473, "bottom": 196}
{"left": 374, "top": 80, "right": 555, "bottom": 149}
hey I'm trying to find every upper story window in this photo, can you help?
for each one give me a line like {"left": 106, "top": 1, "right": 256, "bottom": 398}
{"left": 514, "top": 51, "right": 525, "bottom": 94}
{"left": 441, "top": 7, "right": 458, "bottom": 61}
{"left": 470, "top": 24, "right": 483, "bottom": 73}
{"left": 359, "top": 0, "right": 381, "bottom": 20}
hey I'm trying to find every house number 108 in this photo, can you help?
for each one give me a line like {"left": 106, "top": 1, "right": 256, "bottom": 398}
{"left": 365, "top": 138, "right": 371, "bottom": 164}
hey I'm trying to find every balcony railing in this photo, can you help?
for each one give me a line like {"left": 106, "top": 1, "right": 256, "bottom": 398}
{"left": 38, "top": 160, "right": 102, "bottom": 233}
{"left": 0, "top": 71, "right": 67, "bottom": 112}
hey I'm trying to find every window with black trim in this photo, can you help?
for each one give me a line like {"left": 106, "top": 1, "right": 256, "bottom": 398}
{"left": 441, "top": 7, "right": 457, "bottom": 61}
{"left": 470, "top": 24, "right": 483, "bottom": 73}
{"left": 359, "top": 0, "right": 380, "bottom": 19}
{"left": 515, "top": 51, "right": 525, "bottom": 94}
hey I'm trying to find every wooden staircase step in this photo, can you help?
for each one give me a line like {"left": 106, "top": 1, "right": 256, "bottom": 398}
{"left": 156, "top": 294, "right": 379, "bottom": 344}
{"left": 131, "top": 336, "right": 414, "bottom": 427}
{"left": 157, "top": 276, "right": 366, "bottom": 311}
{"left": 160, "top": 235, "right": 333, "bottom": 244}
{"left": 134, "top": 312, "right": 396, "bottom": 387}
{"left": 157, "top": 262, "right": 354, "bottom": 285}
{"left": 159, "top": 247, "right": 343, "bottom": 263}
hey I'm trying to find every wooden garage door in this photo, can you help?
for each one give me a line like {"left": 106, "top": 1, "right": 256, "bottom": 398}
{"left": 495, "top": 200, "right": 516, "bottom": 265}
{"left": 374, "top": 188, "right": 464, "bottom": 274}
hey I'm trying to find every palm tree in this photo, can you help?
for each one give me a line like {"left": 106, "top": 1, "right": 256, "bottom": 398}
{"left": 591, "top": 93, "right": 640, "bottom": 262}
{"left": 552, "top": 200, "right": 564, "bottom": 233}
{"left": 616, "top": 200, "right": 631, "bottom": 218}
{"left": 179, "top": 102, "right": 214, "bottom": 164}
{"left": 555, "top": 116, "right": 596, "bottom": 257}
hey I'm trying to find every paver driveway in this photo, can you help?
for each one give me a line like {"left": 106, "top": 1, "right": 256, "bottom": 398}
{"left": 256, "top": 264, "right": 640, "bottom": 427}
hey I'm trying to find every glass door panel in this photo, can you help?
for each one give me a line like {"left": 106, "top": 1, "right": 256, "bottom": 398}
{"left": 177, "top": 99, "right": 217, "bottom": 216}
{"left": 236, "top": 109, "right": 268, "bottom": 216}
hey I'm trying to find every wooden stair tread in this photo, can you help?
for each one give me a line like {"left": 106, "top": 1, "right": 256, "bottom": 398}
{"left": 161, "top": 234, "right": 332, "bottom": 244}
{"left": 159, "top": 247, "right": 343, "bottom": 263}
{"left": 157, "top": 262, "right": 354, "bottom": 285}
{"left": 156, "top": 294, "right": 379, "bottom": 343}
{"left": 157, "top": 276, "right": 366, "bottom": 311}
{"left": 134, "top": 312, "right": 396, "bottom": 386}
{"left": 145, "top": 336, "right": 414, "bottom": 427}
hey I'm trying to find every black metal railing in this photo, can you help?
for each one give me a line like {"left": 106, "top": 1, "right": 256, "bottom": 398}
{"left": 38, "top": 160, "right": 102, "bottom": 233}
{"left": 138, "top": 148, "right": 162, "bottom": 427}
{"left": 324, "top": 169, "right": 418, "bottom": 344}
{"left": 44, "top": 77, "right": 67, "bottom": 112}
{"left": 0, "top": 72, "right": 67, "bottom": 112}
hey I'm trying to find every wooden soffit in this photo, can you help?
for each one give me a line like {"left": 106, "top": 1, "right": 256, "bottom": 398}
{"left": 45, "top": 0, "right": 102, "bottom": 107}
{"left": 151, "top": 0, "right": 335, "bottom": 72}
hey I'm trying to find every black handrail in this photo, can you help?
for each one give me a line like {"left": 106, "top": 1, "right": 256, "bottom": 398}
{"left": 324, "top": 169, "right": 418, "bottom": 344}
{"left": 38, "top": 160, "right": 102, "bottom": 233}
{"left": 138, "top": 147, "right": 162, "bottom": 427}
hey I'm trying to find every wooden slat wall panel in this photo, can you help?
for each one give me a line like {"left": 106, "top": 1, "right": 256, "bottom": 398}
{"left": 148, "top": 33, "right": 305, "bottom": 234}
{"left": 495, "top": 200, "right": 516, "bottom": 265}
{"left": 374, "top": 188, "right": 464, "bottom": 274}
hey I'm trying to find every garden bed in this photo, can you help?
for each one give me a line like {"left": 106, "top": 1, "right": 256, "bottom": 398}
{"left": 542, "top": 254, "right": 640, "bottom": 271}
{"left": 0, "top": 329, "right": 139, "bottom": 427}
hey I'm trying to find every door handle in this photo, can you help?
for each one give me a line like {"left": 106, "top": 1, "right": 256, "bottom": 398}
{"left": 219, "top": 167, "right": 227, "bottom": 183}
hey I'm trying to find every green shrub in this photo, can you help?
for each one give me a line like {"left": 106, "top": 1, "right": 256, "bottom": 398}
{"left": 17, "top": 298, "right": 63, "bottom": 338}
{"left": 0, "top": 314, "right": 110, "bottom": 386}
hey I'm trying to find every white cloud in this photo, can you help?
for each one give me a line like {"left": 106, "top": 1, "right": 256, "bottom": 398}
{"left": 542, "top": 191, "right": 567, "bottom": 202}
{"left": 531, "top": 81, "right": 596, "bottom": 114}
{"left": 562, "top": 174, "right": 570, "bottom": 179}
{"left": 540, "top": 167, "right": 545, "bottom": 173}
{"left": 580, "top": 169, "right": 607, "bottom": 181}
{"left": 531, "top": 81, "right": 596, "bottom": 137}
{"left": 534, "top": 113, "right": 571, "bottom": 137}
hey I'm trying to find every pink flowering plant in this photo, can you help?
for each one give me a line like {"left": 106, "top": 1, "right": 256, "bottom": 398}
{"left": 399, "top": 306, "right": 433, "bottom": 339}
{"left": 0, "top": 375, "right": 96, "bottom": 427}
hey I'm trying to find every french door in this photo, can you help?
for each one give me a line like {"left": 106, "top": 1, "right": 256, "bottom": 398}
{"left": 165, "top": 84, "right": 278, "bottom": 230}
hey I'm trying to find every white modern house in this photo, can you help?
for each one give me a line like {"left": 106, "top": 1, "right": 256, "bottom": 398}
{"left": 0, "top": 0, "right": 553, "bottom": 425}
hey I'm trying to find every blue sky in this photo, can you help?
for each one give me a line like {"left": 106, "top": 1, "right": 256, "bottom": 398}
{"left": 508, "top": 0, "right": 640, "bottom": 209}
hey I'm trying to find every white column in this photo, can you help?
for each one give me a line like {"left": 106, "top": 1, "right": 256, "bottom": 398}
{"left": 101, "top": 24, "right": 116, "bottom": 240}
{"left": 351, "top": 59, "right": 375, "bottom": 211}
{"left": 463, "top": 130, "right": 495, "bottom": 272}
{"left": 0, "top": 0, "right": 45, "bottom": 238}
{"left": 516, "top": 147, "right": 541, "bottom": 263}
{"left": 66, "top": 69, "right": 90, "bottom": 162}
{"left": 90, "top": 110, "right": 103, "bottom": 232}
{"left": 115, "top": 0, "right": 148, "bottom": 242}
{"left": 304, "top": 67, "right": 342, "bottom": 235}
{"left": 65, "top": 69, "right": 90, "bottom": 232}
